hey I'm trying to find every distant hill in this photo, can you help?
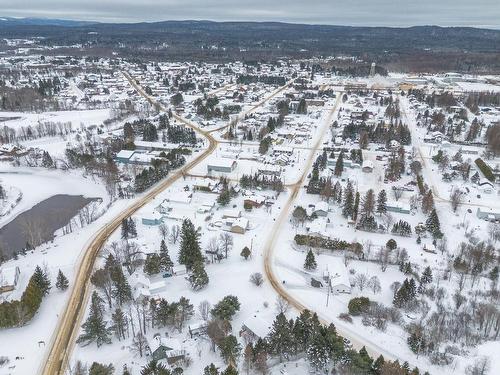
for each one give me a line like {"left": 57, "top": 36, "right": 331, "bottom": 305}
{"left": 0, "top": 18, "right": 499, "bottom": 72}
{"left": 0, "top": 16, "right": 97, "bottom": 27}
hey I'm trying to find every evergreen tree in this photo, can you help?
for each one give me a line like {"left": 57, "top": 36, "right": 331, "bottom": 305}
{"left": 110, "top": 266, "right": 132, "bottom": 306}
{"left": 203, "top": 364, "right": 220, "bottom": 375}
{"left": 352, "top": 191, "right": 360, "bottom": 221}
{"left": 56, "top": 269, "right": 69, "bottom": 291}
{"left": 20, "top": 274, "right": 44, "bottom": 319}
{"left": 307, "top": 329, "right": 331, "bottom": 372}
{"left": 144, "top": 254, "right": 162, "bottom": 275}
{"left": 421, "top": 190, "right": 434, "bottom": 214}
{"left": 267, "top": 313, "right": 294, "bottom": 362}
{"left": 222, "top": 366, "right": 238, "bottom": 375}
{"left": 240, "top": 246, "right": 251, "bottom": 260}
{"left": 407, "top": 332, "right": 427, "bottom": 356}
{"left": 89, "top": 362, "right": 114, "bottom": 375}
{"left": 420, "top": 266, "right": 433, "bottom": 285}
{"left": 218, "top": 335, "right": 242, "bottom": 364}
{"left": 334, "top": 151, "right": 344, "bottom": 177}
{"left": 128, "top": 218, "right": 137, "bottom": 237}
{"left": 41, "top": 151, "right": 54, "bottom": 168}
{"left": 376, "top": 189, "right": 387, "bottom": 215}
{"left": 386, "top": 239, "right": 397, "bottom": 252}
{"left": 211, "top": 295, "right": 241, "bottom": 321}
{"left": 304, "top": 250, "right": 317, "bottom": 270}
{"left": 342, "top": 181, "right": 354, "bottom": 218}
{"left": 189, "top": 261, "right": 209, "bottom": 290}
{"left": 159, "top": 240, "right": 173, "bottom": 272}
{"left": 140, "top": 360, "right": 171, "bottom": 375}
{"left": 178, "top": 219, "right": 203, "bottom": 269}
{"left": 217, "top": 189, "right": 231, "bottom": 206}
{"left": 426, "top": 209, "right": 442, "bottom": 239}
{"left": 393, "top": 278, "right": 417, "bottom": 309}
{"left": 373, "top": 355, "right": 385, "bottom": 374}
{"left": 111, "top": 308, "right": 127, "bottom": 341}
{"left": 32, "top": 265, "right": 51, "bottom": 296}
{"left": 296, "top": 98, "right": 308, "bottom": 114}
{"left": 361, "top": 189, "right": 376, "bottom": 218}
{"left": 121, "top": 218, "right": 130, "bottom": 239}
{"left": 77, "top": 292, "right": 112, "bottom": 347}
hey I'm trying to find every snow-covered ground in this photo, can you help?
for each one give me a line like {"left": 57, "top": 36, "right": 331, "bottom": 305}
{"left": 0, "top": 165, "right": 108, "bottom": 228}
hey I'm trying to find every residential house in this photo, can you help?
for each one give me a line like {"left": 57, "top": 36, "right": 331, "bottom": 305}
{"left": 147, "top": 335, "right": 186, "bottom": 364}
{"left": 477, "top": 207, "right": 500, "bottom": 222}
{"left": 325, "top": 264, "right": 351, "bottom": 294}
{"left": 231, "top": 217, "right": 249, "bottom": 234}
{"left": 240, "top": 315, "right": 270, "bottom": 343}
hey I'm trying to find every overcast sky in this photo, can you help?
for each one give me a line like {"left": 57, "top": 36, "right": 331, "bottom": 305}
{"left": 2, "top": 0, "right": 500, "bottom": 28}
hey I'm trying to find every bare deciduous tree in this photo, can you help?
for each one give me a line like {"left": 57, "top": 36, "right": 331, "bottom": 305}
{"left": 450, "top": 188, "right": 463, "bottom": 212}
{"left": 250, "top": 272, "right": 264, "bottom": 286}
{"left": 380, "top": 213, "right": 394, "bottom": 232}
{"left": 131, "top": 332, "right": 148, "bottom": 358}
{"left": 219, "top": 232, "right": 234, "bottom": 259}
{"left": 466, "top": 356, "right": 490, "bottom": 375}
{"left": 158, "top": 223, "right": 169, "bottom": 240}
{"left": 368, "top": 276, "right": 382, "bottom": 294}
{"left": 198, "top": 300, "right": 211, "bottom": 321}
{"left": 169, "top": 225, "right": 180, "bottom": 244}
{"left": 355, "top": 274, "right": 368, "bottom": 291}
{"left": 275, "top": 296, "right": 290, "bottom": 314}
{"left": 392, "top": 187, "right": 404, "bottom": 201}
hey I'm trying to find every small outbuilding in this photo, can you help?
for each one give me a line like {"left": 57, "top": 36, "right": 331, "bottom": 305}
{"left": 142, "top": 211, "right": 164, "bottom": 226}
{"left": 362, "top": 160, "right": 374, "bottom": 173}
{"left": 0, "top": 266, "right": 20, "bottom": 293}
{"left": 207, "top": 159, "right": 237, "bottom": 173}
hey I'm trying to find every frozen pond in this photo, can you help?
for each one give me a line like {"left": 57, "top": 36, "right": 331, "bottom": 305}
{"left": 0, "top": 194, "right": 97, "bottom": 259}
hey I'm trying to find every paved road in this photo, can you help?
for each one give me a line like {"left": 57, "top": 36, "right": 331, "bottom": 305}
{"left": 40, "top": 72, "right": 292, "bottom": 375}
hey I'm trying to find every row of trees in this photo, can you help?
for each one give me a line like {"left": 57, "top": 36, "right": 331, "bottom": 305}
{"left": 0, "top": 266, "right": 68, "bottom": 328}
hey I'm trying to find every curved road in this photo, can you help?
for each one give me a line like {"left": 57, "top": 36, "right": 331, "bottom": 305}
{"left": 262, "top": 94, "right": 401, "bottom": 362}
{"left": 40, "top": 72, "right": 293, "bottom": 375}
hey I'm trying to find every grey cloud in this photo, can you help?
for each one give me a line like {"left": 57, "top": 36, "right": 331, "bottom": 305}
{"left": 2, "top": 0, "right": 500, "bottom": 28}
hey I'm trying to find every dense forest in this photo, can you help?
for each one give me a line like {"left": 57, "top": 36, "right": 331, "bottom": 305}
{"left": 1, "top": 21, "right": 500, "bottom": 72}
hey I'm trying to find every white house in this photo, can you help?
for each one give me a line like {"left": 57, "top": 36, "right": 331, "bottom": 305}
{"left": 240, "top": 315, "right": 271, "bottom": 342}
{"left": 324, "top": 260, "right": 351, "bottom": 294}
{"left": 148, "top": 334, "right": 187, "bottom": 364}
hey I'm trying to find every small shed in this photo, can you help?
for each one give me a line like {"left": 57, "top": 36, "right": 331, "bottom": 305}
{"left": 423, "top": 243, "right": 437, "bottom": 254}
{"left": 0, "top": 266, "right": 20, "bottom": 293}
{"left": 172, "top": 265, "right": 187, "bottom": 276}
{"left": 222, "top": 210, "right": 241, "bottom": 219}
{"left": 188, "top": 321, "right": 208, "bottom": 338}
{"left": 313, "top": 201, "right": 329, "bottom": 217}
